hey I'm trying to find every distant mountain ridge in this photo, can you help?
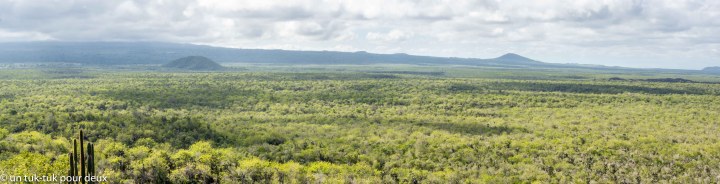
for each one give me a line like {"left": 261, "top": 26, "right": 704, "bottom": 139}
{"left": 0, "top": 42, "right": 714, "bottom": 73}
{"left": 0, "top": 42, "right": 549, "bottom": 67}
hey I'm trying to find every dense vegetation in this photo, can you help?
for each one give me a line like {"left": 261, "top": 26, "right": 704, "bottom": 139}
{"left": 1, "top": 68, "right": 719, "bottom": 183}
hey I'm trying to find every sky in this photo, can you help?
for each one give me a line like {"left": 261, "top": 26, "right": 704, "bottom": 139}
{"left": 0, "top": 0, "right": 718, "bottom": 69}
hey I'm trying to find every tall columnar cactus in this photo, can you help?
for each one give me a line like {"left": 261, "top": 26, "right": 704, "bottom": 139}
{"left": 80, "top": 130, "right": 85, "bottom": 184}
{"left": 68, "top": 152, "right": 75, "bottom": 184}
{"left": 68, "top": 130, "right": 96, "bottom": 184}
{"left": 87, "top": 143, "right": 95, "bottom": 179}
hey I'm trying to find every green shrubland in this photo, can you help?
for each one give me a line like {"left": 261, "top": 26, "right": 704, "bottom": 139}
{"left": 1, "top": 70, "right": 719, "bottom": 183}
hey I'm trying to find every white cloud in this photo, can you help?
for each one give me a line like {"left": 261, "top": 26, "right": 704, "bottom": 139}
{"left": 366, "top": 30, "right": 414, "bottom": 42}
{"left": 0, "top": 0, "right": 718, "bottom": 69}
{"left": 0, "top": 29, "right": 54, "bottom": 41}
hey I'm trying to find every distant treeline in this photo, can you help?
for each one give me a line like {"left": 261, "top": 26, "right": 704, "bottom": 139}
{"left": 609, "top": 77, "right": 720, "bottom": 84}
{"left": 365, "top": 71, "right": 445, "bottom": 76}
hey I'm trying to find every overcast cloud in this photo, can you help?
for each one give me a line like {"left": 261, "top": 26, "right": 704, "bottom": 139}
{"left": 0, "top": 0, "right": 718, "bottom": 69}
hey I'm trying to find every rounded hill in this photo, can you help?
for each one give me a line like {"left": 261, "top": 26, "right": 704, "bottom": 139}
{"left": 163, "top": 56, "right": 224, "bottom": 71}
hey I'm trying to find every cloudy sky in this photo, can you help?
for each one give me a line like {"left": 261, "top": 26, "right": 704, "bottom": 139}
{"left": 0, "top": 0, "right": 718, "bottom": 69}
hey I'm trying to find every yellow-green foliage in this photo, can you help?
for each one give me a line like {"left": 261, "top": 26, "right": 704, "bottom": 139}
{"left": 0, "top": 72, "right": 719, "bottom": 183}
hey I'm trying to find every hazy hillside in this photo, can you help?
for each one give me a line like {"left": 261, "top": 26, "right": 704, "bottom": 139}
{"left": 704, "top": 66, "right": 720, "bottom": 73}
{"left": 0, "top": 42, "right": 716, "bottom": 75}
{"left": 0, "top": 42, "right": 546, "bottom": 67}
